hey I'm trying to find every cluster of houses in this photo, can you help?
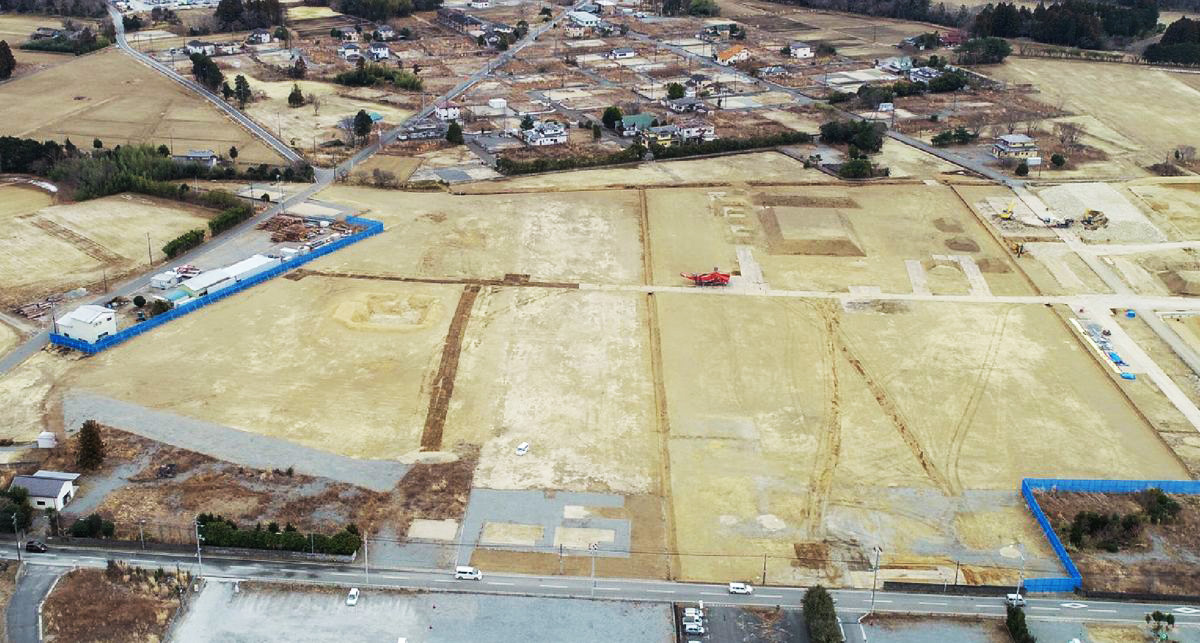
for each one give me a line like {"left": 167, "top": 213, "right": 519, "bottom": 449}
{"left": 877, "top": 56, "right": 947, "bottom": 84}
{"left": 336, "top": 24, "right": 405, "bottom": 62}
{"left": 617, "top": 113, "right": 717, "bottom": 146}
{"left": 184, "top": 28, "right": 273, "bottom": 58}
{"left": 437, "top": 7, "right": 517, "bottom": 48}
{"left": 899, "top": 30, "right": 966, "bottom": 50}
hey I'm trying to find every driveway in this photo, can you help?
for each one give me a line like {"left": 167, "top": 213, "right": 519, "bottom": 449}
{"left": 6, "top": 564, "right": 64, "bottom": 643}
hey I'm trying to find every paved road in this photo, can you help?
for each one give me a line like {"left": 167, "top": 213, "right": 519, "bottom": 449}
{"left": 6, "top": 564, "right": 63, "bottom": 643}
{"left": 3, "top": 543, "right": 1197, "bottom": 629}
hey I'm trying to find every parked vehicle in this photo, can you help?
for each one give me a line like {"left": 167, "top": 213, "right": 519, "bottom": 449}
{"left": 1005, "top": 593, "right": 1026, "bottom": 607}
{"left": 684, "top": 623, "right": 705, "bottom": 635}
{"left": 346, "top": 588, "right": 360, "bottom": 606}
{"left": 24, "top": 540, "right": 47, "bottom": 553}
{"left": 516, "top": 442, "right": 530, "bottom": 456}
{"left": 728, "top": 582, "right": 753, "bottom": 595}
{"left": 455, "top": 566, "right": 483, "bottom": 580}
{"left": 683, "top": 607, "right": 704, "bottom": 618}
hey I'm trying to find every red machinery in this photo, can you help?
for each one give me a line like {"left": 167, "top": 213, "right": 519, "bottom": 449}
{"left": 681, "top": 269, "right": 731, "bottom": 286}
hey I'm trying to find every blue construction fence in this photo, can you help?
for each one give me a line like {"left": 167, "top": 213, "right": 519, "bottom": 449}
{"left": 1020, "top": 478, "right": 1200, "bottom": 593}
{"left": 50, "top": 215, "right": 384, "bottom": 355}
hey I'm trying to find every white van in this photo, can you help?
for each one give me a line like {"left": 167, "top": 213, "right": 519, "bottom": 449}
{"left": 454, "top": 566, "right": 483, "bottom": 580}
{"left": 1005, "top": 593, "right": 1026, "bottom": 607}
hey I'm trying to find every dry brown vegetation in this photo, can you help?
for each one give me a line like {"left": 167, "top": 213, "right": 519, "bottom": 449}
{"left": 42, "top": 563, "right": 189, "bottom": 643}
{"left": 0, "top": 561, "right": 19, "bottom": 642}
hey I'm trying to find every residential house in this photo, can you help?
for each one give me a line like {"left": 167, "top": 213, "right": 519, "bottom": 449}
{"left": 376, "top": 24, "right": 397, "bottom": 40}
{"left": 941, "top": 30, "right": 967, "bottom": 46}
{"left": 172, "top": 149, "right": 220, "bottom": 168}
{"left": 470, "top": 0, "right": 491, "bottom": 7}
{"left": 788, "top": 41, "right": 813, "bottom": 59}
{"left": 345, "top": 52, "right": 365, "bottom": 63}
{"left": 186, "top": 40, "right": 216, "bottom": 56}
{"left": 435, "top": 101, "right": 462, "bottom": 121}
{"left": 30, "top": 26, "right": 62, "bottom": 40}
{"left": 398, "top": 118, "right": 449, "bottom": 140}
{"left": 568, "top": 10, "right": 601, "bottom": 28}
{"left": 565, "top": 24, "right": 586, "bottom": 38}
{"left": 992, "top": 134, "right": 1039, "bottom": 159}
{"left": 676, "top": 119, "right": 717, "bottom": 143}
{"left": 10, "top": 472, "right": 79, "bottom": 511}
{"left": 439, "top": 8, "right": 484, "bottom": 33}
{"left": 908, "top": 66, "right": 942, "bottom": 83}
{"left": 521, "top": 121, "right": 568, "bottom": 146}
{"left": 338, "top": 42, "right": 361, "bottom": 59}
{"left": 714, "top": 44, "right": 749, "bottom": 66}
{"left": 578, "top": 2, "right": 602, "bottom": 13}
{"left": 247, "top": 27, "right": 271, "bottom": 44}
{"left": 609, "top": 46, "right": 635, "bottom": 59}
{"left": 701, "top": 19, "right": 737, "bottom": 37}
{"left": 55, "top": 305, "right": 116, "bottom": 343}
{"left": 215, "top": 41, "right": 240, "bottom": 55}
{"left": 617, "top": 113, "right": 656, "bottom": 137}
{"left": 757, "top": 65, "right": 786, "bottom": 76}
{"left": 666, "top": 97, "right": 705, "bottom": 113}
{"left": 368, "top": 41, "right": 390, "bottom": 60}
{"left": 341, "top": 29, "right": 361, "bottom": 42}
{"left": 877, "top": 55, "right": 913, "bottom": 73}
{"left": 638, "top": 124, "right": 679, "bottom": 147}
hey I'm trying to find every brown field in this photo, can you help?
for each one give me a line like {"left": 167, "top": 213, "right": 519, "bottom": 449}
{"left": 42, "top": 565, "right": 188, "bottom": 643}
{"left": 0, "top": 187, "right": 214, "bottom": 306}
{"left": 988, "top": 58, "right": 1200, "bottom": 166}
{"left": 350, "top": 154, "right": 422, "bottom": 183}
{"left": 0, "top": 321, "right": 18, "bottom": 356}
{"left": 0, "top": 48, "right": 282, "bottom": 164}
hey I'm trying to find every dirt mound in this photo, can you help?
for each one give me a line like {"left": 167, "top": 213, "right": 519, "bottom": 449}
{"left": 933, "top": 217, "right": 964, "bottom": 233}
{"left": 974, "top": 257, "right": 1012, "bottom": 273}
{"left": 759, "top": 207, "right": 866, "bottom": 257}
{"left": 944, "top": 236, "right": 980, "bottom": 253}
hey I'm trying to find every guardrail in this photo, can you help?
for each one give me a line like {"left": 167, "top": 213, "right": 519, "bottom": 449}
{"left": 50, "top": 215, "right": 383, "bottom": 355}
{"left": 1020, "top": 478, "right": 1200, "bottom": 592}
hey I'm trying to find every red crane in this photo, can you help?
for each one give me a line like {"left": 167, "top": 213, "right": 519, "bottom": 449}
{"left": 680, "top": 268, "right": 731, "bottom": 287}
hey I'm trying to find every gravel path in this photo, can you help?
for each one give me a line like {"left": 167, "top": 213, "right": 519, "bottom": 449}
{"left": 64, "top": 391, "right": 407, "bottom": 492}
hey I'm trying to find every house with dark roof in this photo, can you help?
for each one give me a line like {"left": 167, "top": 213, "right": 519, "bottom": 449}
{"left": 10, "top": 471, "right": 79, "bottom": 510}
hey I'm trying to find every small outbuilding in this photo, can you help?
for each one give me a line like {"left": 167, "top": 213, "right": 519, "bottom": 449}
{"left": 10, "top": 471, "right": 79, "bottom": 511}
{"left": 56, "top": 305, "right": 116, "bottom": 343}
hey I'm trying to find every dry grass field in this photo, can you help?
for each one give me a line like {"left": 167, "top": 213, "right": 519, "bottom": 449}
{"left": 0, "top": 49, "right": 281, "bottom": 164}
{"left": 0, "top": 187, "right": 213, "bottom": 306}
{"left": 988, "top": 59, "right": 1200, "bottom": 166}
{"left": 42, "top": 565, "right": 187, "bottom": 643}
{"left": 350, "top": 154, "right": 423, "bottom": 183}
{"left": 0, "top": 321, "right": 18, "bottom": 357}
{"left": 0, "top": 14, "right": 79, "bottom": 78}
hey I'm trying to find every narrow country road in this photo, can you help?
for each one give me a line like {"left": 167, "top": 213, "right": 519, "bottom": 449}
{"left": 6, "top": 564, "right": 63, "bottom": 643}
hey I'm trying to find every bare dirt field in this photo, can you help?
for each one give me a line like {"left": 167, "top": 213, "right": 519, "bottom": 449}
{"left": 41, "top": 564, "right": 188, "bottom": 643}
{"left": 1125, "top": 178, "right": 1200, "bottom": 241}
{"left": 311, "top": 185, "right": 645, "bottom": 285}
{"left": 646, "top": 183, "right": 1032, "bottom": 296}
{"left": 0, "top": 187, "right": 214, "bottom": 306}
{"left": 349, "top": 154, "right": 423, "bottom": 184}
{"left": 69, "top": 275, "right": 461, "bottom": 460}
{"left": 0, "top": 320, "right": 18, "bottom": 356}
{"left": 659, "top": 294, "right": 1184, "bottom": 583}
{"left": 988, "top": 59, "right": 1200, "bottom": 166}
{"left": 0, "top": 49, "right": 281, "bottom": 165}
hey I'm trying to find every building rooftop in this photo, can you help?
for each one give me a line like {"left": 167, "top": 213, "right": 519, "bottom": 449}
{"left": 10, "top": 475, "right": 71, "bottom": 498}
{"left": 33, "top": 470, "right": 81, "bottom": 481}
{"left": 58, "top": 304, "right": 111, "bottom": 326}
{"left": 181, "top": 270, "right": 230, "bottom": 292}
{"left": 998, "top": 134, "right": 1035, "bottom": 144}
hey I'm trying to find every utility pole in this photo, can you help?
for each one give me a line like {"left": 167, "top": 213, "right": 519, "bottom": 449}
{"left": 869, "top": 546, "right": 882, "bottom": 615}
{"left": 146, "top": 232, "right": 153, "bottom": 266}
{"left": 762, "top": 553, "right": 767, "bottom": 586}
{"left": 194, "top": 520, "right": 204, "bottom": 578}
{"left": 139, "top": 519, "right": 146, "bottom": 550}
{"left": 364, "top": 534, "right": 370, "bottom": 585}
{"left": 589, "top": 543, "right": 598, "bottom": 598}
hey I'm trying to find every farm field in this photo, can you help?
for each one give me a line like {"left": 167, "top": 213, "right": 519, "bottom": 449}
{"left": 0, "top": 321, "right": 18, "bottom": 357}
{"left": 988, "top": 58, "right": 1200, "bottom": 166}
{"left": 0, "top": 49, "right": 282, "bottom": 165}
{"left": 0, "top": 187, "right": 213, "bottom": 306}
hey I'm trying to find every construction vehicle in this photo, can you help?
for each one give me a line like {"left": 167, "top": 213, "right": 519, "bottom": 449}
{"left": 681, "top": 268, "right": 731, "bottom": 287}
{"left": 1081, "top": 209, "right": 1108, "bottom": 231}
{"left": 999, "top": 201, "right": 1015, "bottom": 220}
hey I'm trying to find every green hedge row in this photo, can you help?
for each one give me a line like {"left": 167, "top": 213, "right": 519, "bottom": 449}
{"left": 207, "top": 204, "right": 254, "bottom": 235}
{"left": 162, "top": 229, "right": 206, "bottom": 259}
{"left": 649, "top": 130, "right": 813, "bottom": 160}
{"left": 496, "top": 144, "right": 645, "bottom": 175}
{"left": 197, "top": 514, "right": 361, "bottom": 556}
{"left": 21, "top": 35, "right": 110, "bottom": 55}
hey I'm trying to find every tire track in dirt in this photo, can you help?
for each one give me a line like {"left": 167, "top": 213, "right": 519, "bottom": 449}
{"left": 645, "top": 292, "right": 679, "bottom": 580}
{"left": 837, "top": 330, "right": 954, "bottom": 495}
{"left": 419, "top": 284, "right": 480, "bottom": 451}
{"left": 638, "top": 188, "right": 652, "bottom": 285}
{"left": 28, "top": 217, "right": 124, "bottom": 264}
{"left": 803, "top": 302, "right": 843, "bottom": 535}
{"left": 945, "top": 306, "right": 1014, "bottom": 494}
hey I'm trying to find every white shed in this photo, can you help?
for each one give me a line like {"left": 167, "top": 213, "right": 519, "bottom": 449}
{"left": 150, "top": 270, "right": 180, "bottom": 290}
{"left": 224, "top": 254, "right": 280, "bottom": 282}
{"left": 179, "top": 270, "right": 232, "bottom": 298}
{"left": 56, "top": 304, "right": 116, "bottom": 343}
{"left": 36, "top": 432, "right": 57, "bottom": 449}
{"left": 10, "top": 473, "right": 77, "bottom": 511}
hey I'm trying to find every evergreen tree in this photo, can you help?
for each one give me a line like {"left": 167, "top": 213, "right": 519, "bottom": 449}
{"left": 353, "top": 109, "right": 373, "bottom": 143}
{"left": 233, "top": 74, "right": 252, "bottom": 108}
{"left": 229, "top": 145, "right": 238, "bottom": 159}
{"left": 287, "top": 83, "right": 304, "bottom": 107}
{"left": 446, "top": 120, "right": 464, "bottom": 145}
{"left": 76, "top": 419, "right": 106, "bottom": 470}
{"left": 0, "top": 40, "right": 15, "bottom": 81}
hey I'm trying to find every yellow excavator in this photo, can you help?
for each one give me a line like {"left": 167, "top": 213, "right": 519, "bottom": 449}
{"left": 999, "top": 201, "right": 1016, "bottom": 221}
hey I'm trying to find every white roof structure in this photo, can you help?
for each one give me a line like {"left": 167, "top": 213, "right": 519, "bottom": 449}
{"left": 181, "top": 270, "right": 230, "bottom": 292}
{"left": 224, "top": 254, "right": 276, "bottom": 277}
{"left": 998, "top": 133, "right": 1035, "bottom": 144}
{"left": 33, "top": 470, "right": 81, "bottom": 481}
{"left": 57, "top": 304, "right": 111, "bottom": 326}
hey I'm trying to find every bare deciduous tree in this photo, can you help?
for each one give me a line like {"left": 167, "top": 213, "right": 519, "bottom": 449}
{"left": 308, "top": 93, "right": 320, "bottom": 115}
{"left": 1055, "top": 122, "right": 1084, "bottom": 150}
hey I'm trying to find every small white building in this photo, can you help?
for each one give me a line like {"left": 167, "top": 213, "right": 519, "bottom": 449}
{"left": 10, "top": 472, "right": 79, "bottom": 511}
{"left": 368, "top": 41, "right": 390, "bottom": 59}
{"left": 186, "top": 40, "right": 216, "bottom": 56}
{"left": 992, "top": 133, "right": 1039, "bottom": 159}
{"left": 172, "top": 149, "right": 220, "bottom": 168}
{"left": 179, "top": 270, "right": 232, "bottom": 298}
{"left": 521, "top": 122, "right": 568, "bottom": 146}
{"left": 376, "top": 24, "right": 397, "bottom": 40}
{"left": 788, "top": 41, "right": 813, "bottom": 59}
{"left": 609, "top": 46, "right": 635, "bottom": 59}
{"left": 56, "top": 305, "right": 116, "bottom": 343}
{"left": 435, "top": 101, "right": 461, "bottom": 121}
{"left": 150, "top": 270, "right": 181, "bottom": 290}
{"left": 470, "top": 0, "right": 491, "bottom": 7}
{"left": 714, "top": 44, "right": 749, "bottom": 66}
{"left": 568, "top": 10, "right": 600, "bottom": 28}
{"left": 215, "top": 41, "right": 240, "bottom": 55}
{"left": 247, "top": 27, "right": 272, "bottom": 44}
{"left": 564, "top": 24, "right": 586, "bottom": 38}
{"left": 224, "top": 254, "right": 281, "bottom": 283}
{"left": 338, "top": 42, "right": 361, "bottom": 59}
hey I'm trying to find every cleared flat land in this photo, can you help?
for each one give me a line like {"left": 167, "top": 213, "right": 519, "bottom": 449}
{"left": 1126, "top": 178, "right": 1200, "bottom": 240}
{"left": 0, "top": 187, "right": 213, "bottom": 305}
{"left": 0, "top": 49, "right": 281, "bottom": 164}
{"left": 988, "top": 59, "right": 1200, "bottom": 165}
{"left": 312, "top": 186, "right": 645, "bottom": 285}
{"left": 71, "top": 276, "right": 462, "bottom": 460}
{"left": 0, "top": 322, "right": 17, "bottom": 357}
{"left": 240, "top": 75, "right": 413, "bottom": 150}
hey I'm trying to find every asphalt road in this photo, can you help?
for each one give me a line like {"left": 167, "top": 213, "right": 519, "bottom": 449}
{"left": 6, "top": 564, "right": 63, "bottom": 643}
{"left": 3, "top": 542, "right": 1197, "bottom": 631}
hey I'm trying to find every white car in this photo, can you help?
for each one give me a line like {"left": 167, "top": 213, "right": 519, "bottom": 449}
{"left": 346, "top": 587, "right": 360, "bottom": 606}
{"left": 728, "top": 582, "right": 753, "bottom": 595}
{"left": 516, "top": 442, "right": 530, "bottom": 456}
{"left": 1005, "top": 593, "right": 1026, "bottom": 607}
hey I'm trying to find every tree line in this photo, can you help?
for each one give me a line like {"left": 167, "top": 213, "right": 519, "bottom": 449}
{"left": 214, "top": 0, "right": 283, "bottom": 31}
{"left": 197, "top": 513, "right": 363, "bottom": 556}
{"left": 0, "top": 0, "right": 107, "bottom": 18}
{"left": 972, "top": 0, "right": 1159, "bottom": 49}
{"left": 336, "top": 0, "right": 442, "bottom": 22}
{"left": 755, "top": 0, "right": 970, "bottom": 29}
{"left": 1144, "top": 16, "right": 1200, "bottom": 64}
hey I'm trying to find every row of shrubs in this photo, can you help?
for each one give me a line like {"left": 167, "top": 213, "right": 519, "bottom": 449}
{"left": 197, "top": 513, "right": 362, "bottom": 556}
{"left": 20, "top": 35, "right": 110, "bottom": 55}
{"left": 208, "top": 204, "right": 254, "bottom": 235}
{"left": 163, "top": 229, "right": 206, "bottom": 259}
{"left": 648, "top": 131, "right": 813, "bottom": 160}
{"left": 495, "top": 144, "right": 645, "bottom": 175}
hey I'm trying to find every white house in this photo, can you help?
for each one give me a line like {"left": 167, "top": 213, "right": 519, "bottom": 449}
{"left": 10, "top": 471, "right": 79, "bottom": 511}
{"left": 179, "top": 270, "right": 232, "bottom": 298}
{"left": 376, "top": 24, "right": 397, "bottom": 40}
{"left": 568, "top": 10, "right": 600, "bottom": 28}
{"left": 186, "top": 40, "right": 216, "bottom": 56}
{"left": 992, "top": 134, "right": 1039, "bottom": 160}
{"left": 338, "top": 42, "right": 361, "bottom": 59}
{"left": 172, "top": 149, "right": 220, "bottom": 168}
{"left": 368, "top": 41, "right": 390, "bottom": 60}
{"left": 215, "top": 41, "right": 240, "bottom": 55}
{"left": 470, "top": 0, "right": 491, "bottom": 7}
{"left": 521, "top": 121, "right": 568, "bottom": 146}
{"left": 247, "top": 27, "right": 272, "bottom": 44}
{"left": 714, "top": 44, "right": 749, "bottom": 66}
{"left": 435, "top": 101, "right": 461, "bottom": 121}
{"left": 677, "top": 119, "right": 717, "bottom": 142}
{"left": 341, "top": 29, "right": 361, "bottom": 42}
{"left": 56, "top": 305, "right": 116, "bottom": 343}
{"left": 565, "top": 24, "right": 586, "bottom": 38}
{"left": 788, "top": 41, "right": 813, "bottom": 59}
{"left": 609, "top": 46, "right": 635, "bottom": 59}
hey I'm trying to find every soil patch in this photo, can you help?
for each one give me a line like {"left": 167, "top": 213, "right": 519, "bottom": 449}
{"left": 944, "top": 236, "right": 980, "bottom": 253}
